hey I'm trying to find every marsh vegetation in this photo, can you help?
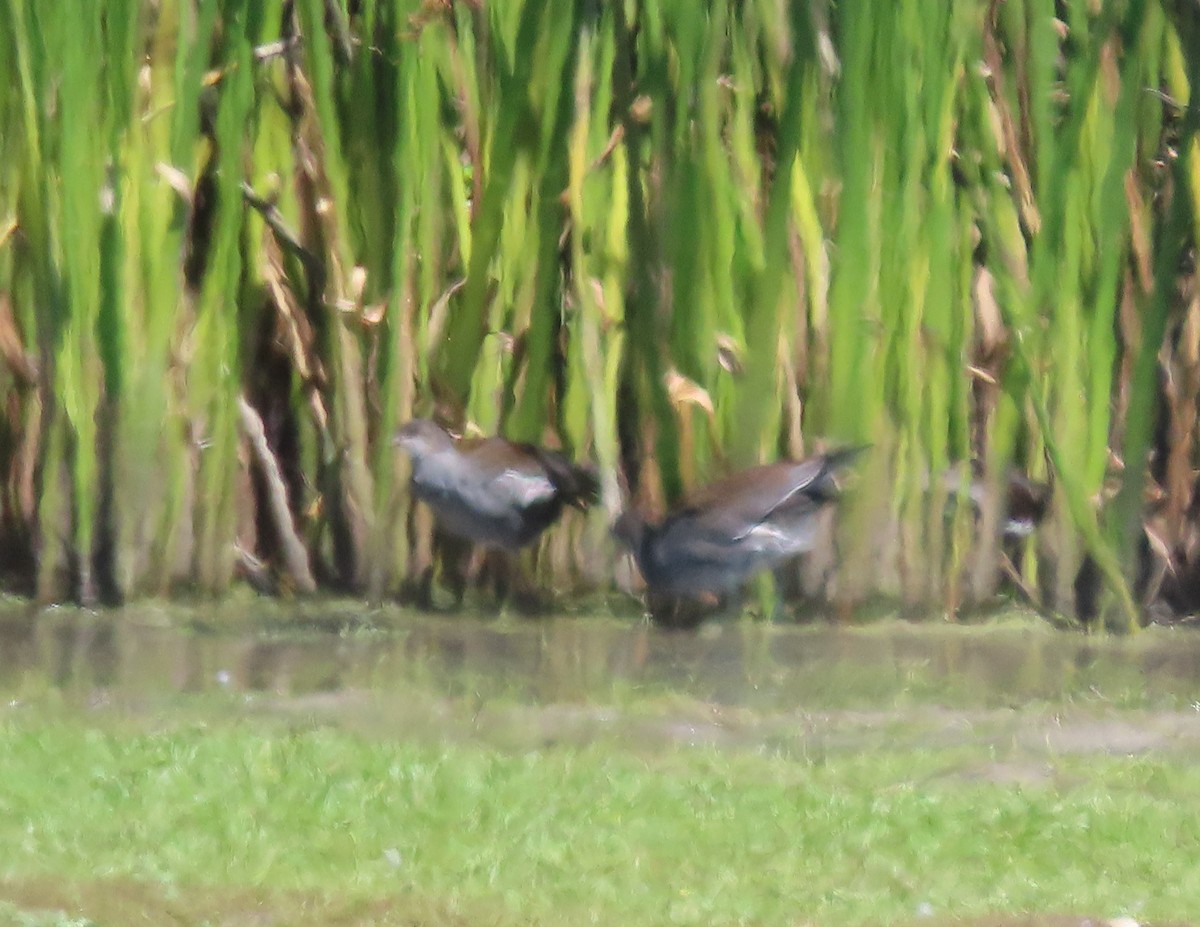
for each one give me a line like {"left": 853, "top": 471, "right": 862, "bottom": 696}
{"left": 2, "top": 605, "right": 1199, "bottom": 925}
{"left": 0, "top": 2, "right": 1199, "bottom": 628}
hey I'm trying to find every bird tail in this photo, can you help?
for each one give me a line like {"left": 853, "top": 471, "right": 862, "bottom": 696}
{"left": 563, "top": 464, "right": 601, "bottom": 509}
{"left": 529, "top": 448, "right": 600, "bottom": 509}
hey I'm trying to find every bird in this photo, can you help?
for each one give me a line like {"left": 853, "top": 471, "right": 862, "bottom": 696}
{"left": 942, "top": 460, "right": 1051, "bottom": 539}
{"left": 612, "top": 447, "right": 867, "bottom": 600}
{"left": 393, "top": 418, "right": 599, "bottom": 552}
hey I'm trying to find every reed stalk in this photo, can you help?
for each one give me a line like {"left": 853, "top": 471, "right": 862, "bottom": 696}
{"left": 0, "top": 0, "right": 1194, "bottom": 626}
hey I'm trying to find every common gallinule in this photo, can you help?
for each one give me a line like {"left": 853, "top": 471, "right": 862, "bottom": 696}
{"left": 942, "top": 460, "right": 1050, "bottom": 538}
{"left": 394, "top": 418, "right": 599, "bottom": 550}
{"left": 612, "top": 447, "right": 867, "bottom": 598}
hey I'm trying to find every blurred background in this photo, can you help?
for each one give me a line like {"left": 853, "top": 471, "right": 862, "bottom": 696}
{"left": 0, "top": 0, "right": 1198, "bottom": 628}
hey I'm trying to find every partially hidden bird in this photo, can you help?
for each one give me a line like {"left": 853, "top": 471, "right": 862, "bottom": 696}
{"left": 612, "top": 446, "right": 867, "bottom": 598}
{"left": 941, "top": 460, "right": 1050, "bottom": 539}
{"left": 393, "top": 418, "right": 600, "bottom": 551}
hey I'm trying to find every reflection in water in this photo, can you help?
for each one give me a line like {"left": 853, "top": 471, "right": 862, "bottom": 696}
{"left": 86, "top": 619, "right": 119, "bottom": 687}
{"left": 2, "top": 606, "right": 1200, "bottom": 714}
{"left": 0, "top": 610, "right": 38, "bottom": 682}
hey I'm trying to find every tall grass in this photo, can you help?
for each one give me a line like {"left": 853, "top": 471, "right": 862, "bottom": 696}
{"left": 0, "top": 0, "right": 1196, "bottom": 626}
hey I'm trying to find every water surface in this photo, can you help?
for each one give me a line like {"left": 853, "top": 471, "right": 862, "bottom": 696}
{"left": 3, "top": 602, "right": 1199, "bottom": 761}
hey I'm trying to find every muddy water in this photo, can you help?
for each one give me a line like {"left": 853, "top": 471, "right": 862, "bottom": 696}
{"left": 2, "top": 602, "right": 1200, "bottom": 759}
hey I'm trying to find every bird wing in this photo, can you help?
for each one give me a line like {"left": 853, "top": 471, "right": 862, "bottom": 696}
{"left": 671, "top": 447, "right": 866, "bottom": 543}
{"left": 462, "top": 438, "right": 559, "bottom": 510}
{"left": 672, "top": 459, "right": 830, "bottom": 543}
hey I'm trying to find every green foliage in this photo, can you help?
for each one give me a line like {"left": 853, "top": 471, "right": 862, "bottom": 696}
{"left": 2, "top": 709, "right": 1200, "bottom": 924}
{"left": 0, "top": 0, "right": 1196, "bottom": 622}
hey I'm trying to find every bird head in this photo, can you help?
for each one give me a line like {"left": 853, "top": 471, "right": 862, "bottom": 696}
{"left": 393, "top": 418, "right": 455, "bottom": 459}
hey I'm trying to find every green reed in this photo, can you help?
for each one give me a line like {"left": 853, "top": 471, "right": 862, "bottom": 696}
{"left": 0, "top": 0, "right": 1195, "bottom": 625}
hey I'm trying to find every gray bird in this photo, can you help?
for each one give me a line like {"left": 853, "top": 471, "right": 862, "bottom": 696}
{"left": 942, "top": 460, "right": 1051, "bottom": 539}
{"left": 612, "top": 447, "right": 866, "bottom": 598}
{"left": 394, "top": 418, "right": 599, "bottom": 551}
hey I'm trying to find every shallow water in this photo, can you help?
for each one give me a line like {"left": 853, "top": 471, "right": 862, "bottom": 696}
{"left": 3, "top": 601, "right": 1200, "bottom": 760}
{"left": 2, "top": 603, "right": 1197, "bottom": 927}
